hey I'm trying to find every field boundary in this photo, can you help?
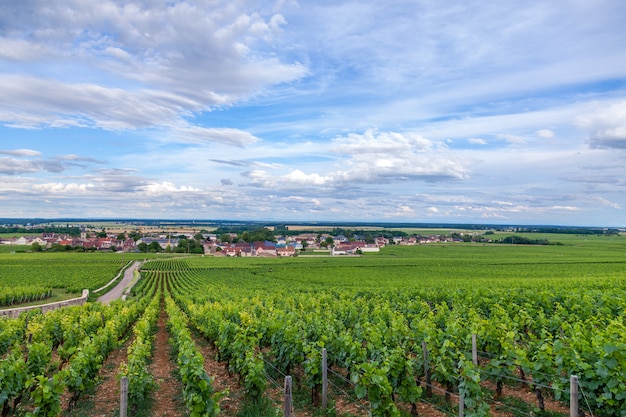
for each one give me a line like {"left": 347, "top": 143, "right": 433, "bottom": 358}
{"left": 93, "top": 260, "right": 134, "bottom": 293}
{"left": 0, "top": 289, "right": 89, "bottom": 318}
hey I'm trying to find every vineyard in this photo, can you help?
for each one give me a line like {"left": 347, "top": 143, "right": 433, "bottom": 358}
{"left": 0, "top": 253, "right": 145, "bottom": 293}
{"left": 0, "top": 237, "right": 625, "bottom": 416}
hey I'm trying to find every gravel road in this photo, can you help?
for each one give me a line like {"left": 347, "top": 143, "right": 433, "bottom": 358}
{"left": 97, "top": 261, "right": 143, "bottom": 304}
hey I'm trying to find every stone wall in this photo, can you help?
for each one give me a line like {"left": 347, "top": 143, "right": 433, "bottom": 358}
{"left": 0, "top": 289, "right": 89, "bottom": 318}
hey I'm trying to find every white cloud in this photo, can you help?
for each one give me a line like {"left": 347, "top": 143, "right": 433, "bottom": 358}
{"left": 548, "top": 205, "right": 579, "bottom": 211}
{"left": 56, "top": 154, "right": 104, "bottom": 164}
{"left": 414, "top": 194, "right": 479, "bottom": 206}
{"left": 0, "top": 157, "right": 64, "bottom": 175}
{"left": 284, "top": 169, "right": 331, "bottom": 186}
{"left": 0, "top": 149, "right": 42, "bottom": 157}
{"left": 0, "top": 38, "right": 51, "bottom": 61}
{"left": 594, "top": 197, "right": 621, "bottom": 209}
{"left": 332, "top": 130, "right": 470, "bottom": 183}
{"left": 1, "top": 1, "right": 626, "bottom": 225}
{"left": 578, "top": 100, "right": 626, "bottom": 149}
{"left": 0, "top": 1, "right": 307, "bottom": 140}
{"left": 387, "top": 205, "right": 415, "bottom": 217}
{"left": 467, "top": 138, "right": 487, "bottom": 145}
{"left": 171, "top": 125, "right": 260, "bottom": 147}
{"left": 244, "top": 130, "right": 470, "bottom": 191}
{"left": 33, "top": 182, "right": 95, "bottom": 193}
{"left": 499, "top": 134, "right": 527, "bottom": 145}
{"left": 141, "top": 182, "right": 201, "bottom": 194}
{"left": 536, "top": 129, "right": 554, "bottom": 138}
{"left": 332, "top": 130, "right": 432, "bottom": 154}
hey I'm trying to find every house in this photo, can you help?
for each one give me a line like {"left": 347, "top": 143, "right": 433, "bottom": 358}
{"left": 223, "top": 243, "right": 253, "bottom": 257}
{"left": 331, "top": 241, "right": 380, "bottom": 255}
{"left": 203, "top": 241, "right": 220, "bottom": 254}
{"left": 13, "top": 236, "right": 36, "bottom": 245}
{"left": 96, "top": 237, "right": 112, "bottom": 249}
{"left": 32, "top": 237, "right": 48, "bottom": 246}
{"left": 253, "top": 241, "right": 277, "bottom": 257}
{"left": 122, "top": 238, "right": 136, "bottom": 251}
{"left": 276, "top": 245, "right": 296, "bottom": 257}
{"left": 360, "top": 244, "right": 380, "bottom": 253}
{"left": 331, "top": 243, "right": 358, "bottom": 255}
{"left": 335, "top": 234, "right": 348, "bottom": 243}
{"left": 204, "top": 233, "right": 217, "bottom": 242}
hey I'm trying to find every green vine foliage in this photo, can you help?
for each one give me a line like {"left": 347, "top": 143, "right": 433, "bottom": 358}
{"left": 351, "top": 362, "right": 399, "bottom": 417}
{"left": 457, "top": 357, "right": 490, "bottom": 417}
{"left": 25, "top": 372, "right": 65, "bottom": 417}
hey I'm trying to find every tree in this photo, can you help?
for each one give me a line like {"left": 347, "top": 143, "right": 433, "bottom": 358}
{"left": 117, "top": 233, "right": 126, "bottom": 241}
{"left": 147, "top": 241, "right": 163, "bottom": 252}
{"left": 249, "top": 227, "right": 275, "bottom": 243}
{"left": 31, "top": 242, "right": 43, "bottom": 252}
{"left": 49, "top": 243, "right": 65, "bottom": 252}
{"left": 137, "top": 242, "right": 148, "bottom": 253}
{"left": 128, "top": 230, "right": 142, "bottom": 241}
{"left": 301, "top": 240, "right": 309, "bottom": 251}
{"left": 177, "top": 238, "right": 205, "bottom": 254}
{"left": 97, "top": 229, "right": 107, "bottom": 238}
{"left": 324, "top": 237, "right": 334, "bottom": 247}
{"left": 219, "top": 233, "right": 232, "bottom": 244}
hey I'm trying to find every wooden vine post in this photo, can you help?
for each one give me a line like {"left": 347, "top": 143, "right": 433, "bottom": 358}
{"left": 422, "top": 341, "right": 432, "bottom": 396}
{"left": 284, "top": 375, "right": 293, "bottom": 417}
{"left": 322, "top": 348, "right": 328, "bottom": 410}
{"left": 471, "top": 334, "right": 478, "bottom": 366}
{"left": 570, "top": 375, "right": 578, "bottom": 417}
{"left": 119, "top": 376, "right": 128, "bottom": 417}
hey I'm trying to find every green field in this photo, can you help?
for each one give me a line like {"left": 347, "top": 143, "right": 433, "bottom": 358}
{"left": 144, "top": 235, "right": 625, "bottom": 416}
{"left": 0, "top": 232, "right": 625, "bottom": 416}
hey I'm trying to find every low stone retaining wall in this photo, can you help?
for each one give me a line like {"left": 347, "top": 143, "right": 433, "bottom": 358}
{"left": 0, "top": 289, "right": 89, "bottom": 318}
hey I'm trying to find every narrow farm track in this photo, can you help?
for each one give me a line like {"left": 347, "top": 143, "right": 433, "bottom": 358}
{"left": 97, "top": 261, "right": 143, "bottom": 305}
{"left": 193, "top": 333, "right": 245, "bottom": 416}
{"left": 149, "top": 301, "right": 184, "bottom": 417}
{"left": 85, "top": 338, "right": 132, "bottom": 417}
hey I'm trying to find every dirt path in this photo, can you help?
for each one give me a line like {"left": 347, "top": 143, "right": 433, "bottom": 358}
{"left": 193, "top": 333, "right": 244, "bottom": 416}
{"left": 86, "top": 338, "right": 132, "bottom": 417}
{"left": 97, "top": 261, "right": 143, "bottom": 305}
{"left": 149, "top": 302, "right": 184, "bottom": 417}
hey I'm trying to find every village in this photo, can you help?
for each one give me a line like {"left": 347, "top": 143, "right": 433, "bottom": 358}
{"left": 0, "top": 228, "right": 464, "bottom": 257}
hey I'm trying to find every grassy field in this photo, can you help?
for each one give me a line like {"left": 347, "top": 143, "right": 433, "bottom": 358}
{"left": 1, "top": 232, "right": 624, "bottom": 415}
{"left": 1, "top": 231, "right": 624, "bottom": 304}
{"left": 152, "top": 234, "right": 626, "bottom": 417}
{"left": 0, "top": 251, "right": 163, "bottom": 297}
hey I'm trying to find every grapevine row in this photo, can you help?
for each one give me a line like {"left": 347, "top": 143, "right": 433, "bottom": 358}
{"left": 164, "top": 286, "right": 223, "bottom": 417}
{"left": 154, "top": 258, "right": 625, "bottom": 417}
{"left": 118, "top": 277, "right": 161, "bottom": 411}
{"left": 0, "top": 266, "right": 160, "bottom": 416}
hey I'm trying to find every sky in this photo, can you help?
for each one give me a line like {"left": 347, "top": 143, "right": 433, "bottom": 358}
{"left": 1, "top": 1, "right": 625, "bottom": 226}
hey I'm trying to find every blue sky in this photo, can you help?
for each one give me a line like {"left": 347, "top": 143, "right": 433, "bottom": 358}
{"left": 1, "top": 0, "right": 625, "bottom": 226}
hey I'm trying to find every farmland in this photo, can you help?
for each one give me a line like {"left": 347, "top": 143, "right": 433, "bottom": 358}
{"left": 0, "top": 232, "right": 625, "bottom": 416}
